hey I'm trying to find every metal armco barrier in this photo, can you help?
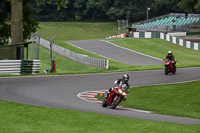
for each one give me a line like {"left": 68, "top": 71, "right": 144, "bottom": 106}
{"left": 40, "top": 38, "right": 109, "bottom": 70}
{"left": 0, "top": 60, "right": 40, "bottom": 75}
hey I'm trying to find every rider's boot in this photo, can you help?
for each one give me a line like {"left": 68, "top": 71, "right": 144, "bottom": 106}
{"left": 105, "top": 92, "right": 109, "bottom": 99}
{"left": 105, "top": 88, "right": 112, "bottom": 99}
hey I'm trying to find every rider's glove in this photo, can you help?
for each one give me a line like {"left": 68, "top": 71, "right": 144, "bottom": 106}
{"left": 114, "top": 80, "right": 118, "bottom": 85}
{"left": 126, "top": 90, "right": 129, "bottom": 93}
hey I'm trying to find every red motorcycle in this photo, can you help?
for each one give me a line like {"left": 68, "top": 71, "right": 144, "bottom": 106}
{"left": 163, "top": 59, "right": 176, "bottom": 75}
{"left": 102, "top": 86, "right": 127, "bottom": 109}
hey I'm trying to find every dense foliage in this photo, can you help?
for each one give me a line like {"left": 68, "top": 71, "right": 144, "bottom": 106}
{"left": 0, "top": 0, "right": 10, "bottom": 45}
{"left": 30, "top": 0, "right": 189, "bottom": 22}
{"left": 0, "top": 0, "right": 38, "bottom": 45}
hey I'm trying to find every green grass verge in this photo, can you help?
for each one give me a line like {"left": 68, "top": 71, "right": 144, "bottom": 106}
{"left": 110, "top": 38, "right": 200, "bottom": 68}
{"left": 37, "top": 40, "right": 163, "bottom": 75}
{"left": 0, "top": 100, "right": 200, "bottom": 133}
{"left": 39, "top": 46, "right": 105, "bottom": 74}
{"left": 96, "top": 80, "right": 200, "bottom": 119}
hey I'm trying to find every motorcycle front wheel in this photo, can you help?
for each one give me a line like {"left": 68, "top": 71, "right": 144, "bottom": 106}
{"left": 172, "top": 65, "right": 176, "bottom": 74}
{"left": 111, "top": 96, "right": 121, "bottom": 109}
{"left": 102, "top": 93, "right": 108, "bottom": 107}
{"left": 165, "top": 66, "right": 168, "bottom": 75}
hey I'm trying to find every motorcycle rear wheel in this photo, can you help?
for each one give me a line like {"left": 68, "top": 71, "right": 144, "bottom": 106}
{"left": 111, "top": 96, "right": 121, "bottom": 109}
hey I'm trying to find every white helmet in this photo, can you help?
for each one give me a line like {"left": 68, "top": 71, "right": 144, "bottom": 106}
{"left": 168, "top": 51, "right": 172, "bottom": 54}
{"left": 123, "top": 74, "right": 129, "bottom": 83}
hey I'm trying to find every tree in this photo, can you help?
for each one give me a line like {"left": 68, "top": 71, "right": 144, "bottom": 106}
{"left": 10, "top": 0, "right": 23, "bottom": 44}
{"left": 1, "top": 0, "right": 38, "bottom": 45}
{"left": 179, "top": 0, "right": 200, "bottom": 13}
{"left": 104, "top": 0, "right": 154, "bottom": 21}
{"left": 150, "top": 0, "right": 183, "bottom": 19}
{"left": 85, "top": 0, "right": 101, "bottom": 22}
{"left": 74, "top": 0, "right": 86, "bottom": 20}
{"left": 9, "top": 0, "right": 68, "bottom": 44}
{"left": 0, "top": 0, "right": 10, "bottom": 45}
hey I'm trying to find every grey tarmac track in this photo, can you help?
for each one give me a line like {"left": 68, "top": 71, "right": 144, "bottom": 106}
{"left": 66, "top": 40, "right": 163, "bottom": 65}
{"left": 0, "top": 67, "right": 200, "bottom": 125}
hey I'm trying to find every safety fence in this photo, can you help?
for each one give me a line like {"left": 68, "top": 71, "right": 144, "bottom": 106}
{"left": 31, "top": 32, "right": 43, "bottom": 60}
{"left": 0, "top": 60, "right": 40, "bottom": 75}
{"left": 160, "top": 33, "right": 200, "bottom": 51}
{"left": 40, "top": 38, "right": 109, "bottom": 69}
{"left": 132, "top": 32, "right": 160, "bottom": 38}
{"left": 131, "top": 32, "right": 200, "bottom": 51}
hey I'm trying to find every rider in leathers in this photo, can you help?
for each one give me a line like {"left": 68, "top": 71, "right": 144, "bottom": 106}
{"left": 106, "top": 74, "right": 130, "bottom": 99}
{"left": 166, "top": 51, "right": 175, "bottom": 61}
{"left": 166, "top": 50, "right": 176, "bottom": 68}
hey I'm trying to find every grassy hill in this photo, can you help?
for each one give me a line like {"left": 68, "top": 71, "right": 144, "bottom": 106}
{"left": 38, "top": 22, "right": 118, "bottom": 41}
{"left": 37, "top": 22, "right": 200, "bottom": 74}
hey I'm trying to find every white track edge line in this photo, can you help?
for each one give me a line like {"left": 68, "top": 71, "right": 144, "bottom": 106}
{"left": 101, "top": 40, "right": 163, "bottom": 61}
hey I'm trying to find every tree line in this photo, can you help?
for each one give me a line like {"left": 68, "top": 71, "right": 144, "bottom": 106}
{"left": 31, "top": 0, "right": 184, "bottom": 22}
{"left": 0, "top": 0, "right": 199, "bottom": 45}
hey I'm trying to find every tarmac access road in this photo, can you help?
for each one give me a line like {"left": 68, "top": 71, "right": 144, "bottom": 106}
{"left": 66, "top": 40, "right": 163, "bottom": 65}
{"left": 0, "top": 67, "right": 200, "bottom": 125}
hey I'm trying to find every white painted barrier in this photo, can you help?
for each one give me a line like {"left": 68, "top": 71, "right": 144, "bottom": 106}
{"left": 134, "top": 32, "right": 140, "bottom": 38}
{"left": 194, "top": 43, "right": 199, "bottom": 50}
{"left": 0, "top": 60, "right": 40, "bottom": 75}
{"left": 160, "top": 32, "right": 200, "bottom": 51}
{"left": 145, "top": 32, "right": 152, "bottom": 38}
{"left": 168, "top": 32, "right": 186, "bottom": 37}
{"left": 0, "top": 60, "right": 21, "bottom": 75}
{"left": 179, "top": 39, "right": 184, "bottom": 46}
{"left": 32, "top": 60, "right": 41, "bottom": 74}
{"left": 186, "top": 41, "right": 191, "bottom": 48}
{"left": 172, "top": 37, "right": 176, "bottom": 44}
{"left": 166, "top": 34, "right": 170, "bottom": 41}
{"left": 160, "top": 33, "right": 164, "bottom": 39}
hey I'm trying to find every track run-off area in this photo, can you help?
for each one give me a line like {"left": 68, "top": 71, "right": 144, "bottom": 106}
{"left": 0, "top": 40, "right": 200, "bottom": 125}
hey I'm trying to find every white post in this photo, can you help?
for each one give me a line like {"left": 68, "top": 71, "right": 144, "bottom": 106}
{"left": 106, "top": 60, "right": 109, "bottom": 70}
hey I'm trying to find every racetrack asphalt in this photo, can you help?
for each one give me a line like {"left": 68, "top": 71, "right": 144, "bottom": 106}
{"left": 0, "top": 67, "right": 200, "bottom": 125}
{"left": 66, "top": 40, "right": 163, "bottom": 65}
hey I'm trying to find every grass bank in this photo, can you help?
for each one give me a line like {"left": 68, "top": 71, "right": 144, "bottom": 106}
{"left": 96, "top": 80, "right": 200, "bottom": 119}
{"left": 47, "top": 38, "right": 200, "bottom": 74}
{"left": 38, "top": 38, "right": 200, "bottom": 74}
{"left": 37, "top": 22, "right": 200, "bottom": 74}
{"left": 51, "top": 40, "right": 163, "bottom": 73}
{"left": 39, "top": 45, "right": 105, "bottom": 74}
{"left": 38, "top": 22, "right": 118, "bottom": 41}
{"left": 110, "top": 38, "right": 200, "bottom": 68}
{"left": 0, "top": 99, "right": 199, "bottom": 133}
